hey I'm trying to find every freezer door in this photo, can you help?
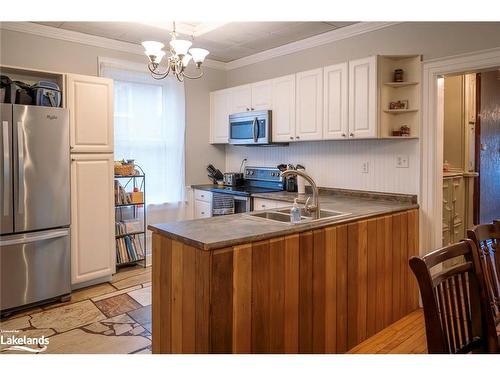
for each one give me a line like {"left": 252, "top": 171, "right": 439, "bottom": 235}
{"left": 13, "top": 105, "right": 70, "bottom": 232}
{"left": 0, "top": 228, "right": 70, "bottom": 311}
{"left": 1, "top": 104, "right": 13, "bottom": 234}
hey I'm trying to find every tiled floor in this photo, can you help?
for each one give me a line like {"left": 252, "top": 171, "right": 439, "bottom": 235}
{"left": 0, "top": 265, "right": 152, "bottom": 354}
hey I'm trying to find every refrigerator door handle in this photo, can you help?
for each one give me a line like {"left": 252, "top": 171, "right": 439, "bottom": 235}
{"left": 2, "top": 120, "right": 10, "bottom": 216}
{"left": 0, "top": 228, "right": 69, "bottom": 246}
{"left": 17, "top": 121, "right": 25, "bottom": 215}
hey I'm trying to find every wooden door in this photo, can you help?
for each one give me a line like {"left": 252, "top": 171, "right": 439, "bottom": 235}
{"left": 323, "top": 63, "right": 349, "bottom": 140}
{"left": 348, "top": 56, "right": 377, "bottom": 138}
{"left": 296, "top": 68, "right": 323, "bottom": 141}
{"left": 272, "top": 74, "right": 296, "bottom": 142}
{"left": 70, "top": 153, "right": 115, "bottom": 285}
{"left": 66, "top": 74, "right": 113, "bottom": 153}
{"left": 210, "top": 89, "right": 230, "bottom": 144}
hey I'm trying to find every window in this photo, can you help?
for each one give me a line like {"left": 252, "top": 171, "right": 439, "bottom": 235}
{"left": 101, "top": 61, "right": 186, "bottom": 205}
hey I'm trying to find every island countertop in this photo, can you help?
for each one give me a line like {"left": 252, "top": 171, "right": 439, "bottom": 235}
{"left": 148, "top": 189, "right": 418, "bottom": 251}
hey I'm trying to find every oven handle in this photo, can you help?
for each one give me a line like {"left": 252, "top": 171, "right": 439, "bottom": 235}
{"left": 252, "top": 117, "right": 258, "bottom": 142}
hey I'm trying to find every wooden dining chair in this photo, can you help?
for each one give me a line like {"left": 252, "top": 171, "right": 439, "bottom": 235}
{"left": 409, "top": 239, "right": 499, "bottom": 353}
{"left": 467, "top": 222, "right": 500, "bottom": 331}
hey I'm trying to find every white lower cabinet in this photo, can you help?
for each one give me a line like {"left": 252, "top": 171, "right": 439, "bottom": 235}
{"left": 194, "top": 189, "right": 213, "bottom": 219}
{"left": 70, "top": 153, "right": 115, "bottom": 285}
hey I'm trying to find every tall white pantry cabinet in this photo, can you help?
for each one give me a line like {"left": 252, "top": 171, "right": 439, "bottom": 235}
{"left": 66, "top": 74, "right": 115, "bottom": 286}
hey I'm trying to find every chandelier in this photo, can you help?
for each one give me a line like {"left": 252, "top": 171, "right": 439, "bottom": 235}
{"left": 141, "top": 22, "right": 210, "bottom": 81}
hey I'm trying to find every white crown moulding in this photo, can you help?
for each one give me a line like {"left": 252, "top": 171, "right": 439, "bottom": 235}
{"left": 1, "top": 21, "right": 400, "bottom": 71}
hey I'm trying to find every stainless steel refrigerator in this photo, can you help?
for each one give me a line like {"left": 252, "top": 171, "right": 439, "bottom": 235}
{"left": 0, "top": 103, "right": 70, "bottom": 314}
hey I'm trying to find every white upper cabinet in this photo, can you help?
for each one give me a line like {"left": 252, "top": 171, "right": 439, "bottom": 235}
{"left": 323, "top": 63, "right": 349, "bottom": 140}
{"left": 272, "top": 74, "right": 296, "bottom": 142}
{"left": 296, "top": 68, "right": 323, "bottom": 141}
{"left": 66, "top": 74, "right": 114, "bottom": 153}
{"left": 348, "top": 56, "right": 377, "bottom": 139}
{"left": 210, "top": 89, "right": 230, "bottom": 144}
{"left": 251, "top": 80, "right": 273, "bottom": 111}
{"left": 229, "top": 84, "right": 252, "bottom": 114}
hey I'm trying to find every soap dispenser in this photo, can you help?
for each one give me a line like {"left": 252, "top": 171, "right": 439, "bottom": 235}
{"left": 290, "top": 198, "right": 301, "bottom": 224}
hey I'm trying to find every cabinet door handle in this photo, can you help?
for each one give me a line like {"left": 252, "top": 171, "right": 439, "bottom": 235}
{"left": 246, "top": 108, "right": 250, "bottom": 111}
{"left": 350, "top": 133, "right": 354, "bottom": 137}
{"left": 251, "top": 107, "right": 254, "bottom": 111}
{"left": 296, "top": 136, "right": 300, "bottom": 139}
{"left": 289, "top": 136, "right": 294, "bottom": 140}
{"left": 342, "top": 133, "right": 346, "bottom": 137}
{"left": 201, "top": 211, "right": 205, "bottom": 215}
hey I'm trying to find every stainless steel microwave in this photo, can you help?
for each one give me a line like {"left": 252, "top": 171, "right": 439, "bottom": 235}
{"left": 228, "top": 110, "right": 271, "bottom": 145}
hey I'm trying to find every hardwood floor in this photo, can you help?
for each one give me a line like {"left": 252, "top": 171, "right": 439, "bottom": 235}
{"left": 348, "top": 309, "right": 427, "bottom": 354}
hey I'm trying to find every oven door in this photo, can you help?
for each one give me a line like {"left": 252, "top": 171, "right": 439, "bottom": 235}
{"left": 229, "top": 110, "right": 271, "bottom": 145}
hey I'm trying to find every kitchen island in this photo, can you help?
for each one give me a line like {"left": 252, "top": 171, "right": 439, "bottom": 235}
{"left": 148, "top": 189, "right": 420, "bottom": 354}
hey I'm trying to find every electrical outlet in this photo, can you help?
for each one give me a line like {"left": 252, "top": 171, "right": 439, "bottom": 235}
{"left": 396, "top": 155, "right": 409, "bottom": 168}
{"left": 361, "top": 161, "right": 369, "bottom": 174}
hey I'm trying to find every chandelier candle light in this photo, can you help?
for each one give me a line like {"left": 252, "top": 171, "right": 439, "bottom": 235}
{"left": 142, "top": 22, "right": 210, "bottom": 81}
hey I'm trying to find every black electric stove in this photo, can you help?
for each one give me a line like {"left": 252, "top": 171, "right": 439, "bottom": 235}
{"left": 211, "top": 166, "right": 284, "bottom": 197}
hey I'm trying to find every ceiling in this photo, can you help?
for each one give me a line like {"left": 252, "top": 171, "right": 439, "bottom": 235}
{"left": 34, "top": 22, "right": 358, "bottom": 63}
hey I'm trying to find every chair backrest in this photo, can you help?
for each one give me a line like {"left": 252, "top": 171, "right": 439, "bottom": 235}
{"left": 409, "top": 239, "right": 498, "bottom": 353}
{"left": 467, "top": 222, "right": 500, "bottom": 326}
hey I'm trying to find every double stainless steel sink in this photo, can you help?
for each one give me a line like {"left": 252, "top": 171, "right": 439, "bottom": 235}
{"left": 248, "top": 207, "right": 351, "bottom": 224}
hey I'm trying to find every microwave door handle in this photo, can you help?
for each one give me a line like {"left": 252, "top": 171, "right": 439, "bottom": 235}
{"left": 252, "top": 117, "right": 258, "bottom": 142}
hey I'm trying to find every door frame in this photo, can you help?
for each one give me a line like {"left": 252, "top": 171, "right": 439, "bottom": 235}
{"left": 421, "top": 46, "right": 500, "bottom": 255}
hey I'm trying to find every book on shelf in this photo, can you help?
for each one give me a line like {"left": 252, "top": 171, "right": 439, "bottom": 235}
{"left": 115, "top": 234, "right": 144, "bottom": 264}
{"left": 114, "top": 180, "right": 132, "bottom": 205}
{"left": 115, "top": 219, "right": 142, "bottom": 235}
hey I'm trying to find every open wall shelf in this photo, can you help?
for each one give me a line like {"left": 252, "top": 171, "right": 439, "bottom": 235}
{"left": 378, "top": 55, "right": 421, "bottom": 138}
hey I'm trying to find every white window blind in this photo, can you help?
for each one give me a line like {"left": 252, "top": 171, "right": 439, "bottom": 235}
{"left": 100, "top": 60, "right": 186, "bottom": 205}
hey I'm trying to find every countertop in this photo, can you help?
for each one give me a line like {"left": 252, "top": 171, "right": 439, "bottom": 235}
{"left": 149, "top": 188, "right": 418, "bottom": 251}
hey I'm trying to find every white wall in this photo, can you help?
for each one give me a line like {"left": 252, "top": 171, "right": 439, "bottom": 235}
{"left": 0, "top": 28, "right": 227, "bottom": 186}
{"left": 224, "top": 22, "right": 500, "bottom": 196}
{"left": 226, "top": 139, "right": 419, "bottom": 194}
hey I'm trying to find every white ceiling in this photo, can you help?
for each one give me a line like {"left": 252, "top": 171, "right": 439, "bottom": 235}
{"left": 34, "top": 22, "right": 357, "bottom": 63}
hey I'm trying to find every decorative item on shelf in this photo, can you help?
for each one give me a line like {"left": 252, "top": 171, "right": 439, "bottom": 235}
{"left": 141, "top": 21, "right": 210, "bottom": 82}
{"left": 114, "top": 159, "right": 140, "bottom": 176}
{"left": 392, "top": 130, "right": 402, "bottom": 137}
{"left": 130, "top": 188, "right": 144, "bottom": 204}
{"left": 392, "top": 125, "right": 411, "bottom": 137}
{"left": 394, "top": 69, "right": 404, "bottom": 82}
{"left": 400, "top": 124, "right": 411, "bottom": 136}
{"left": 443, "top": 160, "right": 450, "bottom": 172}
{"left": 388, "top": 100, "right": 409, "bottom": 110}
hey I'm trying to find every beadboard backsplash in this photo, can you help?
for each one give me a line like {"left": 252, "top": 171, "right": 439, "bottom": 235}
{"left": 225, "top": 139, "right": 420, "bottom": 195}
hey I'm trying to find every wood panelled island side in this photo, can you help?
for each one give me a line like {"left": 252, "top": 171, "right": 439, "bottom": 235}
{"left": 148, "top": 189, "right": 420, "bottom": 354}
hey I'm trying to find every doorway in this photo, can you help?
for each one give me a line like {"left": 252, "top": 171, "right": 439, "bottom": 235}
{"left": 421, "top": 47, "right": 500, "bottom": 255}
